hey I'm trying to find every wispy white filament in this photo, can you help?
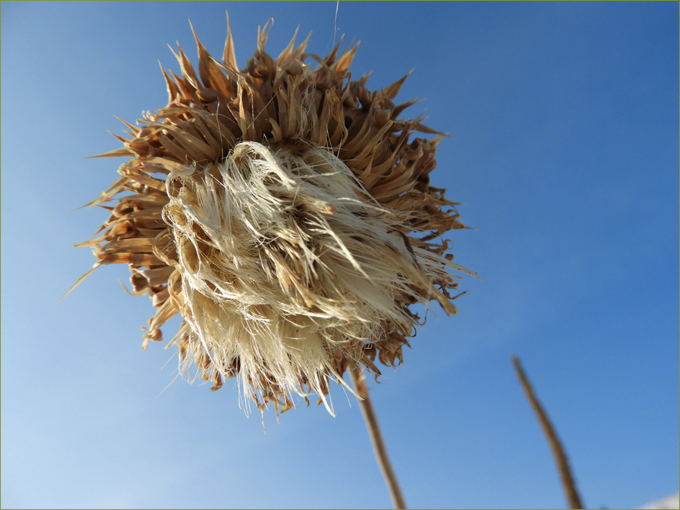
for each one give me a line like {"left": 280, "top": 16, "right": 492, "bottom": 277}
{"left": 163, "top": 142, "right": 463, "bottom": 412}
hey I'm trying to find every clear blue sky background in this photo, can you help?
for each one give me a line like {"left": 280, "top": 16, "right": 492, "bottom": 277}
{"left": 2, "top": 2, "right": 678, "bottom": 509}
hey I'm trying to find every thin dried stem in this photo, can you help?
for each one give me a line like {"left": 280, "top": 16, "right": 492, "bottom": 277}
{"left": 350, "top": 364, "right": 407, "bottom": 509}
{"left": 512, "top": 356, "right": 584, "bottom": 509}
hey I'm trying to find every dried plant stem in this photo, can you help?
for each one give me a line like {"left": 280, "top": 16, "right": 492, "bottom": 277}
{"left": 512, "top": 356, "right": 584, "bottom": 509}
{"left": 350, "top": 364, "right": 407, "bottom": 509}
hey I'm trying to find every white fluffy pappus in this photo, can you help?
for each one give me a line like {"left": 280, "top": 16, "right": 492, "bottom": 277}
{"left": 162, "top": 141, "right": 463, "bottom": 413}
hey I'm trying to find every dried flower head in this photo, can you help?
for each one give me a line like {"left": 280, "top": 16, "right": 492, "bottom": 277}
{"left": 73, "top": 19, "right": 476, "bottom": 415}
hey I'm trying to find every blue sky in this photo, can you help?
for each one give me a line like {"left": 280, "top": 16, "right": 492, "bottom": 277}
{"left": 1, "top": 2, "right": 678, "bottom": 509}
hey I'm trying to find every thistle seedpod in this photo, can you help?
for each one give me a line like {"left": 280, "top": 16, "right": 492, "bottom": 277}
{"left": 73, "top": 18, "right": 476, "bottom": 416}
